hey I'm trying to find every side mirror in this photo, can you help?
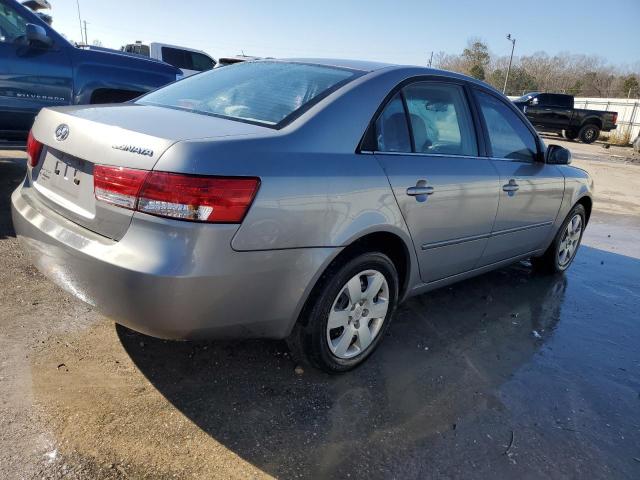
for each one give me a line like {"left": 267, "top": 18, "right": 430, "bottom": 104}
{"left": 530, "top": 98, "right": 538, "bottom": 106}
{"left": 546, "top": 144, "right": 572, "bottom": 165}
{"left": 26, "top": 23, "right": 53, "bottom": 47}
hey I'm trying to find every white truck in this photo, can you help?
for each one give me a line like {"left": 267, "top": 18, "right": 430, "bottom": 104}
{"left": 122, "top": 41, "right": 215, "bottom": 77}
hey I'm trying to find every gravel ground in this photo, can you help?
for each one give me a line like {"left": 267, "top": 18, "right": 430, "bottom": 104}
{"left": 1, "top": 144, "right": 639, "bottom": 479}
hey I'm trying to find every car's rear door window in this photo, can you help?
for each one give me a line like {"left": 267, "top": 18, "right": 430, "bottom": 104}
{"left": 374, "top": 93, "right": 412, "bottom": 153}
{"left": 475, "top": 90, "right": 538, "bottom": 162}
{"left": 403, "top": 82, "right": 478, "bottom": 156}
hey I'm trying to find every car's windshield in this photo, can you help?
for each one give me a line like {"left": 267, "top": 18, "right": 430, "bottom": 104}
{"left": 138, "top": 61, "right": 362, "bottom": 127}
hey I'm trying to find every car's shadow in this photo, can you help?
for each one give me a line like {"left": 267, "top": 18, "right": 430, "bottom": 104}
{"left": 4, "top": 154, "right": 636, "bottom": 477}
{"left": 117, "top": 260, "right": 571, "bottom": 478}
{"left": 0, "top": 156, "right": 26, "bottom": 239}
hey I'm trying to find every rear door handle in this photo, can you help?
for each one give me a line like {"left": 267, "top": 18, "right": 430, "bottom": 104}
{"left": 503, "top": 179, "right": 519, "bottom": 194}
{"left": 406, "top": 180, "right": 434, "bottom": 203}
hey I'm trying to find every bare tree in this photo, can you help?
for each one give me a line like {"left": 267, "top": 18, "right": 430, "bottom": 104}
{"left": 435, "top": 39, "right": 639, "bottom": 98}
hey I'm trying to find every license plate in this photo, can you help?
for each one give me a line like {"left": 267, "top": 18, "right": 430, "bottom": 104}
{"left": 33, "top": 149, "right": 96, "bottom": 219}
{"left": 37, "top": 150, "right": 89, "bottom": 198}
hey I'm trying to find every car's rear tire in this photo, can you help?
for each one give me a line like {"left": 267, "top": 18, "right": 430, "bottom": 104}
{"left": 288, "top": 252, "right": 399, "bottom": 373}
{"left": 578, "top": 124, "right": 600, "bottom": 144}
{"left": 532, "top": 204, "right": 586, "bottom": 274}
{"left": 563, "top": 129, "right": 578, "bottom": 141}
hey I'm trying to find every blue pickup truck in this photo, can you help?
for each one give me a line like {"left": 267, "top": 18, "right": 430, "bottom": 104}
{"left": 0, "top": 0, "right": 181, "bottom": 141}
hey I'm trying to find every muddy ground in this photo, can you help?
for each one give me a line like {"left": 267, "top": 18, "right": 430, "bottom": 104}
{"left": 1, "top": 139, "right": 639, "bottom": 479}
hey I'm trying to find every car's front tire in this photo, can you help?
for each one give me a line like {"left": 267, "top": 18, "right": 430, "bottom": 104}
{"left": 532, "top": 204, "right": 586, "bottom": 274}
{"left": 289, "top": 252, "right": 399, "bottom": 373}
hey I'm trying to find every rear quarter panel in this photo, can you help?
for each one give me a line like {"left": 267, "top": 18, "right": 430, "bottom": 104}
{"left": 155, "top": 137, "right": 412, "bottom": 252}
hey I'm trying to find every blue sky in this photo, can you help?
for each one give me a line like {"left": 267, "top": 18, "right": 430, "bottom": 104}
{"left": 49, "top": 0, "right": 639, "bottom": 68}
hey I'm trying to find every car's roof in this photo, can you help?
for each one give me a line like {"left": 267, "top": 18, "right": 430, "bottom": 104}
{"left": 277, "top": 58, "right": 498, "bottom": 92}
{"left": 281, "top": 58, "right": 396, "bottom": 72}
{"left": 276, "top": 58, "right": 481, "bottom": 80}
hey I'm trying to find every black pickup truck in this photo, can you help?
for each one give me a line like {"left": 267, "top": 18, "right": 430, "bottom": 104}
{"left": 0, "top": 0, "right": 181, "bottom": 143}
{"left": 513, "top": 92, "right": 618, "bottom": 144}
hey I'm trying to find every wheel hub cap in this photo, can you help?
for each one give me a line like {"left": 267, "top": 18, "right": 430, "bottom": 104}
{"left": 557, "top": 214, "right": 583, "bottom": 267}
{"left": 326, "top": 269, "right": 390, "bottom": 359}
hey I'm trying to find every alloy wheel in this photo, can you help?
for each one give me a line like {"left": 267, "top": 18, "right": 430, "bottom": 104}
{"left": 584, "top": 127, "right": 596, "bottom": 141}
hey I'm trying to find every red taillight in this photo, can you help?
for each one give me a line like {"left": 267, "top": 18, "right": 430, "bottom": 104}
{"left": 612, "top": 113, "right": 618, "bottom": 125}
{"left": 94, "top": 166, "right": 148, "bottom": 210}
{"left": 138, "top": 172, "right": 260, "bottom": 222}
{"left": 93, "top": 166, "right": 260, "bottom": 223}
{"left": 26, "top": 130, "right": 44, "bottom": 168}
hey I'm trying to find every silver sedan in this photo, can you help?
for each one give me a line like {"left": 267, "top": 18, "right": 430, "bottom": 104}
{"left": 11, "top": 59, "right": 592, "bottom": 372}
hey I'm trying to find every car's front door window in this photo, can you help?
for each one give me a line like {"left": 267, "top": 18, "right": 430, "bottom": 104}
{"left": 403, "top": 82, "right": 478, "bottom": 156}
{"left": 475, "top": 90, "right": 538, "bottom": 162}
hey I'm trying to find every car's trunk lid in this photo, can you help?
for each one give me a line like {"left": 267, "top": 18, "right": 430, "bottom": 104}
{"left": 29, "top": 104, "right": 266, "bottom": 240}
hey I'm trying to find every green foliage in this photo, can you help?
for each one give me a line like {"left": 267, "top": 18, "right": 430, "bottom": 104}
{"left": 462, "top": 40, "right": 489, "bottom": 81}
{"left": 622, "top": 75, "right": 639, "bottom": 97}
{"left": 567, "top": 81, "right": 583, "bottom": 96}
{"left": 488, "top": 67, "right": 537, "bottom": 94}
{"left": 469, "top": 64, "right": 486, "bottom": 80}
{"left": 462, "top": 41, "right": 490, "bottom": 67}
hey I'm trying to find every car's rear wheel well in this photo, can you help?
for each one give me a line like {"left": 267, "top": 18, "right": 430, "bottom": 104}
{"left": 296, "top": 232, "right": 410, "bottom": 329}
{"left": 339, "top": 232, "right": 410, "bottom": 298}
{"left": 576, "top": 196, "right": 592, "bottom": 224}
{"left": 90, "top": 88, "right": 144, "bottom": 104}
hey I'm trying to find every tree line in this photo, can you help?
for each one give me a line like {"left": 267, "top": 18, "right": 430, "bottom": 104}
{"left": 434, "top": 39, "right": 640, "bottom": 99}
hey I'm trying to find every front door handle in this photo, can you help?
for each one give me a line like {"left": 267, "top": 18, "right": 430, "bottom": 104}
{"left": 503, "top": 179, "right": 519, "bottom": 195}
{"left": 406, "top": 186, "right": 434, "bottom": 196}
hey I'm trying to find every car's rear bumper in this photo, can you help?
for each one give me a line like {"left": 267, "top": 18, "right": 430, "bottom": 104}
{"left": 11, "top": 182, "right": 336, "bottom": 340}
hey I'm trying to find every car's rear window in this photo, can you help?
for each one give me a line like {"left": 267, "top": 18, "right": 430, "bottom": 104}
{"left": 137, "top": 61, "right": 361, "bottom": 128}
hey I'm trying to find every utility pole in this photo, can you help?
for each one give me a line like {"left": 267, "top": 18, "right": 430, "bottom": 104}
{"left": 76, "top": 0, "right": 84, "bottom": 44}
{"left": 502, "top": 34, "right": 516, "bottom": 94}
{"left": 83, "top": 21, "right": 88, "bottom": 45}
{"left": 428, "top": 51, "right": 433, "bottom": 68}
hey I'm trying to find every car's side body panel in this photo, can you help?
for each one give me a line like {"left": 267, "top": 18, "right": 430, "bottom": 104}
{"left": 479, "top": 159, "right": 565, "bottom": 265}
{"left": 376, "top": 152, "right": 500, "bottom": 282}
